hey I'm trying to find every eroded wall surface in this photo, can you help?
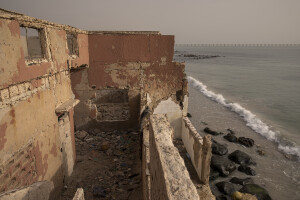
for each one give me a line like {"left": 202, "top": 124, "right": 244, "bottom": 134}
{"left": 181, "top": 117, "right": 212, "bottom": 184}
{"left": 0, "top": 10, "right": 88, "bottom": 196}
{"left": 149, "top": 114, "right": 199, "bottom": 200}
{"left": 71, "top": 33, "right": 188, "bottom": 131}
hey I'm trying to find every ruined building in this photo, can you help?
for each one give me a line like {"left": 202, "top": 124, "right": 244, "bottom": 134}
{"left": 0, "top": 9, "right": 213, "bottom": 200}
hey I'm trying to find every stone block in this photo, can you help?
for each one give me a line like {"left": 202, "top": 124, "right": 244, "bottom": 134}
{"left": 72, "top": 188, "right": 85, "bottom": 200}
{"left": 11, "top": 95, "right": 20, "bottom": 105}
{"left": 1, "top": 89, "right": 10, "bottom": 100}
{"left": 17, "top": 83, "right": 26, "bottom": 94}
{"left": 9, "top": 85, "right": 19, "bottom": 97}
{"left": 24, "top": 82, "right": 32, "bottom": 92}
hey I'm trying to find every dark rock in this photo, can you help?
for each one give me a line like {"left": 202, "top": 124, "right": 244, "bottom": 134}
{"left": 216, "top": 181, "right": 236, "bottom": 195}
{"left": 227, "top": 128, "right": 236, "bottom": 134}
{"left": 238, "top": 137, "right": 255, "bottom": 147}
{"left": 187, "top": 113, "right": 192, "bottom": 118}
{"left": 223, "top": 133, "right": 237, "bottom": 142}
{"left": 211, "top": 155, "right": 236, "bottom": 177}
{"left": 209, "top": 168, "right": 220, "bottom": 181}
{"left": 212, "top": 140, "right": 228, "bottom": 156}
{"left": 92, "top": 186, "right": 106, "bottom": 197}
{"left": 256, "top": 149, "right": 266, "bottom": 156}
{"left": 240, "top": 184, "right": 272, "bottom": 200}
{"left": 216, "top": 195, "right": 230, "bottom": 200}
{"left": 230, "top": 177, "right": 254, "bottom": 186}
{"left": 228, "top": 150, "right": 256, "bottom": 165}
{"left": 238, "top": 165, "right": 256, "bottom": 176}
{"left": 204, "top": 127, "right": 221, "bottom": 136}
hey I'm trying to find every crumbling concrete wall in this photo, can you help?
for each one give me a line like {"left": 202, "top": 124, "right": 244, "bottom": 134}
{"left": 182, "top": 117, "right": 212, "bottom": 184}
{"left": 0, "top": 9, "right": 87, "bottom": 197}
{"left": 149, "top": 114, "right": 199, "bottom": 200}
{"left": 71, "top": 32, "right": 188, "bottom": 132}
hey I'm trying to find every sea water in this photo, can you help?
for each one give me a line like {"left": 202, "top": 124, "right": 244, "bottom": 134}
{"left": 174, "top": 46, "right": 300, "bottom": 159}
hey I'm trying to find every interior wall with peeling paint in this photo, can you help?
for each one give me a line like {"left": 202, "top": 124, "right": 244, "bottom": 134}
{"left": 0, "top": 9, "right": 88, "bottom": 197}
{"left": 71, "top": 33, "right": 189, "bottom": 132}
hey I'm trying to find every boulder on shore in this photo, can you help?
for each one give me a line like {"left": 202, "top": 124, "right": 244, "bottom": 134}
{"left": 238, "top": 137, "right": 255, "bottom": 147}
{"left": 216, "top": 181, "right": 237, "bottom": 195}
{"left": 228, "top": 150, "right": 256, "bottom": 165}
{"left": 211, "top": 155, "right": 236, "bottom": 177}
{"left": 230, "top": 177, "right": 254, "bottom": 186}
{"left": 204, "top": 127, "right": 222, "bottom": 135}
{"left": 224, "top": 133, "right": 238, "bottom": 143}
{"left": 239, "top": 184, "right": 272, "bottom": 200}
{"left": 238, "top": 165, "right": 256, "bottom": 176}
{"left": 232, "top": 191, "right": 258, "bottom": 200}
{"left": 210, "top": 168, "right": 220, "bottom": 181}
{"left": 212, "top": 140, "right": 228, "bottom": 156}
{"left": 216, "top": 195, "right": 230, "bottom": 200}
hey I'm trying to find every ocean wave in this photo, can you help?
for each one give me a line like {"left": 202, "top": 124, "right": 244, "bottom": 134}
{"left": 187, "top": 76, "right": 300, "bottom": 160}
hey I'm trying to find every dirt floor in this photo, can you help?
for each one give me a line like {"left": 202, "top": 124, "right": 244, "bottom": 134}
{"left": 59, "top": 129, "right": 142, "bottom": 200}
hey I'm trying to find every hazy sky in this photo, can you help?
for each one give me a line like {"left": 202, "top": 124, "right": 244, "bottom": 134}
{"left": 1, "top": 0, "right": 300, "bottom": 44}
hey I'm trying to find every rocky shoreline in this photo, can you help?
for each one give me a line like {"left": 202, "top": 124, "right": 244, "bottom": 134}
{"left": 200, "top": 124, "right": 272, "bottom": 200}
{"left": 186, "top": 86, "right": 300, "bottom": 200}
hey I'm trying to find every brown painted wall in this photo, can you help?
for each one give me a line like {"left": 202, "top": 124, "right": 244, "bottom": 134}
{"left": 0, "top": 15, "right": 88, "bottom": 196}
{"left": 71, "top": 33, "right": 187, "bottom": 131}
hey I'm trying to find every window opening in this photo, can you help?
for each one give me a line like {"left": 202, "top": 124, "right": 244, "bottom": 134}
{"left": 67, "top": 33, "right": 79, "bottom": 56}
{"left": 20, "top": 26, "right": 44, "bottom": 59}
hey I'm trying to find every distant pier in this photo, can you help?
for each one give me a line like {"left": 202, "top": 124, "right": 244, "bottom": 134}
{"left": 175, "top": 44, "right": 300, "bottom": 47}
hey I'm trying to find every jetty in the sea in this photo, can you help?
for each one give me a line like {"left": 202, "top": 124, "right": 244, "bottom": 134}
{"left": 175, "top": 43, "right": 300, "bottom": 47}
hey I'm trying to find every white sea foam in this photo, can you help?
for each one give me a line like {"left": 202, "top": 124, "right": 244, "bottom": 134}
{"left": 188, "top": 76, "right": 300, "bottom": 160}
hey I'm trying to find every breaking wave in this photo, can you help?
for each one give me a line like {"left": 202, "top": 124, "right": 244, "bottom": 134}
{"left": 188, "top": 76, "right": 300, "bottom": 160}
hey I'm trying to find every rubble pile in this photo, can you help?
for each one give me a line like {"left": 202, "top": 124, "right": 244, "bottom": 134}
{"left": 59, "top": 129, "right": 142, "bottom": 200}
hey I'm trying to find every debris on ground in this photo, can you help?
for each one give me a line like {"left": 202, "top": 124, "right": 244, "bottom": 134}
{"left": 59, "top": 129, "right": 142, "bottom": 200}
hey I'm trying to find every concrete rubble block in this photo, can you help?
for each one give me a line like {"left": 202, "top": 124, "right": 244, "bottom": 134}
{"left": 8, "top": 85, "right": 19, "bottom": 97}
{"left": 149, "top": 114, "right": 199, "bottom": 200}
{"left": 0, "top": 89, "right": 10, "bottom": 101}
{"left": 10, "top": 95, "right": 20, "bottom": 105}
{"left": 17, "top": 83, "right": 26, "bottom": 94}
{"left": 24, "top": 82, "right": 32, "bottom": 92}
{"left": 72, "top": 188, "right": 85, "bottom": 200}
{"left": 55, "top": 99, "right": 80, "bottom": 114}
{"left": 75, "top": 130, "right": 88, "bottom": 140}
{"left": 0, "top": 181, "right": 54, "bottom": 200}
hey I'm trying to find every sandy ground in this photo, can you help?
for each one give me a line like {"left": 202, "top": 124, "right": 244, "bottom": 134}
{"left": 59, "top": 129, "right": 142, "bottom": 200}
{"left": 188, "top": 86, "right": 300, "bottom": 200}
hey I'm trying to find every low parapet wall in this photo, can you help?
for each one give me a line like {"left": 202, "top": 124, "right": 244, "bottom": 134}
{"left": 181, "top": 117, "right": 212, "bottom": 184}
{"left": 149, "top": 114, "right": 199, "bottom": 200}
